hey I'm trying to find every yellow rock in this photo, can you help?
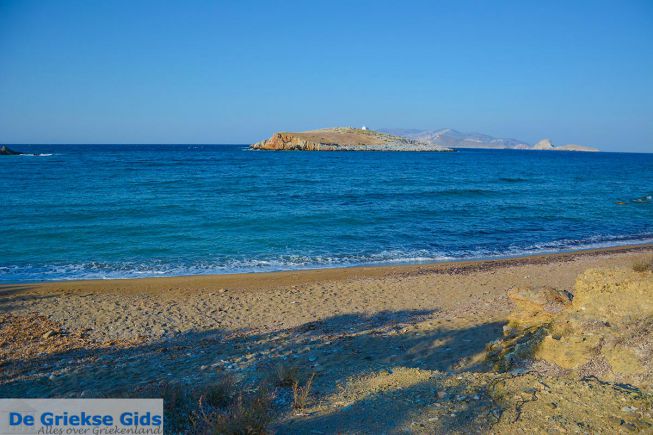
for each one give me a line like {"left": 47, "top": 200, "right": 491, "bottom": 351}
{"left": 491, "top": 267, "right": 653, "bottom": 388}
{"left": 571, "top": 268, "right": 653, "bottom": 321}
{"left": 536, "top": 334, "right": 599, "bottom": 369}
{"left": 504, "top": 286, "right": 571, "bottom": 334}
{"left": 602, "top": 345, "right": 645, "bottom": 376}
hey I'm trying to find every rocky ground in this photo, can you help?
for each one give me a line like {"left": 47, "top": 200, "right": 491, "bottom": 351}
{"left": 1, "top": 246, "right": 652, "bottom": 433}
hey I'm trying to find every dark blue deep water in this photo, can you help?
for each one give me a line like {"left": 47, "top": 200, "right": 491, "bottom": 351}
{"left": 1, "top": 145, "right": 652, "bottom": 282}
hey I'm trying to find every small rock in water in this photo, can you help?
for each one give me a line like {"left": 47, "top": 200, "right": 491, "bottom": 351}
{"left": 0, "top": 145, "right": 23, "bottom": 155}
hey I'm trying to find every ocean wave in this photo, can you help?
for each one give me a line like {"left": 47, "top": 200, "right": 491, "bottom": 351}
{"left": 18, "top": 153, "right": 55, "bottom": 157}
{"left": 1, "top": 233, "right": 652, "bottom": 283}
{"left": 632, "top": 195, "right": 652, "bottom": 204}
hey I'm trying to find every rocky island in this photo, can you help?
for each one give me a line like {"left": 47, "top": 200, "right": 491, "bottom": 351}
{"left": 0, "top": 145, "right": 23, "bottom": 155}
{"left": 250, "top": 127, "right": 453, "bottom": 151}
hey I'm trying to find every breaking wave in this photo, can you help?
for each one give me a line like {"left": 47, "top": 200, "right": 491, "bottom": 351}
{"left": 2, "top": 233, "right": 651, "bottom": 283}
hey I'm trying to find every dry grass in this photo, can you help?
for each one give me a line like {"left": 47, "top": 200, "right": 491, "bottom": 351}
{"left": 151, "top": 382, "right": 195, "bottom": 433}
{"left": 134, "top": 376, "right": 274, "bottom": 434}
{"left": 204, "top": 389, "right": 275, "bottom": 435}
{"left": 270, "top": 363, "right": 301, "bottom": 387}
{"left": 632, "top": 256, "right": 653, "bottom": 272}
{"left": 202, "top": 375, "right": 236, "bottom": 408}
{"left": 292, "top": 372, "right": 316, "bottom": 411}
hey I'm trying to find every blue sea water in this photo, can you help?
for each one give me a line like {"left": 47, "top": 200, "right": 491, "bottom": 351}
{"left": 1, "top": 145, "right": 651, "bottom": 283}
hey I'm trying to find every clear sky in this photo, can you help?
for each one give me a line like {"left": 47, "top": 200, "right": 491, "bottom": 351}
{"left": 1, "top": 0, "right": 652, "bottom": 152}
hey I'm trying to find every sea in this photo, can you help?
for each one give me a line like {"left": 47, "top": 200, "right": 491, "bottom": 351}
{"left": 1, "top": 144, "right": 651, "bottom": 283}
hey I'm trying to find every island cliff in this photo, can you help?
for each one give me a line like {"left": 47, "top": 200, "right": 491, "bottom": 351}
{"left": 250, "top": 127, "right": 453, "bottom": 152}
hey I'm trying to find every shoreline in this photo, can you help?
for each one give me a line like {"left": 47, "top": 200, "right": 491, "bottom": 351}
{"left": 2, "top": 242, "right": 652, "bottom": 432}
{"left": 3, "top": 242, "right": 652, "bottom": 291}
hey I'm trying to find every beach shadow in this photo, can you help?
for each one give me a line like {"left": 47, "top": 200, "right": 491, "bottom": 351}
{"left": 279, "top": 375, "right": 499, "bottom": 434}
{"left": 0, "top": 309, "right": 505, "bottom": 433}
{"left": 0, "top": 285, "right": 55, "bottom": 313}
{"left": 276, "top": 321, "right": 504, "bottom": 434}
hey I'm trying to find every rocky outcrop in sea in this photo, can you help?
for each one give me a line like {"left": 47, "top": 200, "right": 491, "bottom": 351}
{"left": 0, "top": 145, "right": 22, "bottom": 155}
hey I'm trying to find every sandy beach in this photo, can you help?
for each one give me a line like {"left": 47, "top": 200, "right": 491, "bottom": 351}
{"left": 2, "top": 245, "right": 653, "bottom": 432}
{"left": 2, "top": 245, "right": 651, "bottom": 342}
{"left": 2, "top": 2, "right": 653, "bottom": 432}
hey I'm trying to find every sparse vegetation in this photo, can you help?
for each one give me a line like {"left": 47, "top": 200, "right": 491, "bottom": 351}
{"left": 145, "top": 381, "right": 194, "bottom": 433}
{"left": 270, "top": 363, "right": 301, "bottom": 387}
{"left": 195, "top": 387, "right": 275, "bottom": 435}
{"left": 292, "top": 372, "right": 316, "bottom": 411}
{"left": 202, "top": 375, "right": 236, "bottom": 408}
{"left": 632, "top": 256, "right": 653, "bottom": 272}
{"left": 135, "top": 376, "right": 274, "bottom": 434}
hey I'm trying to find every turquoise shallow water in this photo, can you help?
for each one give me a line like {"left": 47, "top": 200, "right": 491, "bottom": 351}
{"left": 1, "top": 145, "right": 651, "bottom": 282}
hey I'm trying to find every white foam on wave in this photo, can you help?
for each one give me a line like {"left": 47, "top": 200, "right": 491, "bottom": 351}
{"left": 18, "top": 153, "right": 55, "bottom": 157}
{"left": 1, "top": 234, "right": 652, "bottom": 283}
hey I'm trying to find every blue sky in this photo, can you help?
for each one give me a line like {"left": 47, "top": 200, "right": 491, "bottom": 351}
{"left": 0, "top": 0, "right": 652, "bottom": 151}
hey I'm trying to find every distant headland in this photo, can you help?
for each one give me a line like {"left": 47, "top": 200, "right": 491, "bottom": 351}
{"left": 530, "top": 138, "right": 599, "bottom": 152}
{"left": 380, "top": 128, "right": 600, "bottom": 152}
{"left": 250, "top": 127, "right": 453, "bottom": 152}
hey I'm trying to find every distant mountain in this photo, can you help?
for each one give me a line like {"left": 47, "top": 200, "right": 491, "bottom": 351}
{"left": 379, "top": 128, "right": 599, "bottom": 152}
{"left": 379, "top": 128, "right": 530, "bottom": 149}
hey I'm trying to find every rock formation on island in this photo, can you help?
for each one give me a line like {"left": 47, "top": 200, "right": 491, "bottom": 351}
{"left": 250, "top": 127, "right": 453, "bottom": 152}
{"left": 0, "top": 145, "right": 23, "bottom": 155}
{"left": 380, "top": 128, "right": 600, "bottom": 152}
{"left": 532, "top": 138, "right": 599, "bottom": 152}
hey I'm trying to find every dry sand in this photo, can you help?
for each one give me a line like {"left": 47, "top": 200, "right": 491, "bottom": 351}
{"left": 1, "top": 244, "right": 652, "bottom": 433}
